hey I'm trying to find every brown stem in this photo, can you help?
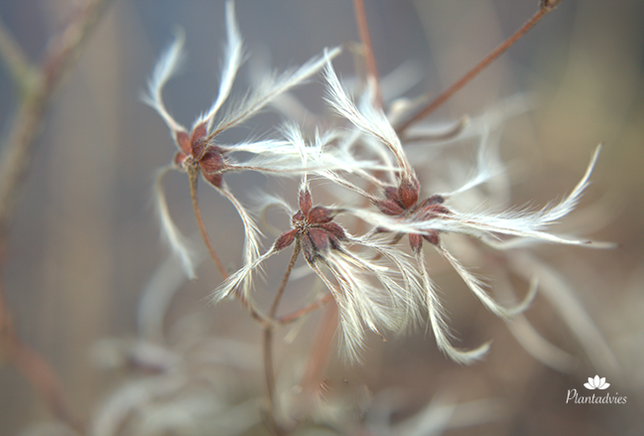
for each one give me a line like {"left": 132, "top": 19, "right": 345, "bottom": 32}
{"left": 234, "top": 291, "right": 271, "bottom": 328}
{"left": 262, "top": 327, "right": 283, "bottom": 435}
{"left": 187, "top": 166, "right": 229, "bottom": 279}
{"left": 277, "top": 292, "right": 334, "bottom": 325}
{"left": 269, "top": 244, "right": 301, "bottom": 318}
{"left": 396, "top": 0, "right": 563, "bottom": 134}
{"left": 187, "top": 170, "right": 273, "bottom": 329}
{"left": 262, "top": 244, "right": 301, "bottom": 435}
{"left": 353, "top": 0, "right": 383, "bottom": 108}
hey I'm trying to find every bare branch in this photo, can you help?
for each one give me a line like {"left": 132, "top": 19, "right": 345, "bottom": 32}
{"left": 396, "top": 0, "right": 563, "bottom": 134}
{"left": 352, "top": 0, "right": 383, "bottom": 108}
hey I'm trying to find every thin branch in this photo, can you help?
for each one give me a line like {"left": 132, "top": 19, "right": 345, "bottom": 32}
{"left": 0, "top": 0, "right": 112, "bottom": 237}
{"left": 263, "top": 244, "right": 301, "bottom": 435}
{"left": 269, "top": 243, "right": 301, "bottom": 318}
{"left": 262, "top": 327, "right": 283, "bottom": 435}
{"left": 396, "top": 0, "right": 563, "bottom": 134}
{"left": 353, "top": 0, "right": 383, "bottom": 108}
{"left": 277, "top": 292, "right": 334, "bottom": 325}
{"left": 239, "top": 290, "right": 272, "bottom": 328}
{"left": 188, "top": 167, "right": 273, "bottom": 327}
{"left": 187, "top": 166, "right": 229, "bottom": 279}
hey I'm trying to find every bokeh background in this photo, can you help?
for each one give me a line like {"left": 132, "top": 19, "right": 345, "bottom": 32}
{"left": 1, "top": 1, "right": 643, "bottom": 435}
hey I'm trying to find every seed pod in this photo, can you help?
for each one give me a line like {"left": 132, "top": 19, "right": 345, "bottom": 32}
{"left": 274, "top": 229, "right": 298, "bottom": 251}
{"left": 422, "top": 231, "right": 440, "bottom": 246}
{"left": 292, "top": 210, "right": 305, "bottom": 224}
{"left": 299, "top": 189, "right": 312, "bottom": 217}
{"left": 384, "top": 186, "right": 402, "bottom": 205}
{"left": 398, "top": 178, "right": 419, "bottom": 209}
{"left": 307, "top": 228, "right": 330, "bottom": 253}
{"left": 377, "top": 199, "right": 405, "bottom": 216}
{"left": 417, "top": 194, "right": 445, "bottom": 208}
{"left": 320, "top": 222, "right": 347, "bottom": 242}
{"left": 202, "top": 171, "right": 223, "bottom": 188}
{"left": 307, "top": 206, "right": 334, "bottom": 224}
{"left": 409, "top": 233, "right": 423, "bottom": 253}
{"left": 175, "top": 131, "right": 192, "bottom": 155}
{"left": 199, "top": 150, "right": 225, "bottom": 188}
{"left": 173, "top": 151, "right": 190, "bottom": 169}
{"left": 190, "top": 123, "right": 208, "bottom": 158}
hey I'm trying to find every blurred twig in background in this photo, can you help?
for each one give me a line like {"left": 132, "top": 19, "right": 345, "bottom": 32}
{"left": 0, "top": 0, "right": 111, "bottom": 432}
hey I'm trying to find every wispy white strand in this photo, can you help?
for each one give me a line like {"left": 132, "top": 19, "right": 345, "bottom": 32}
{"left": 280, "top": 121, "right": 309, "bottom": 188}
{"left": 509, "top": 252, "right": 621, "bottom": 377}
{"left": 434, "top": 242, "right": 536, "bottom": 319}
{"left": 437, "top": 126, "right": 503, "bottom": 198}
{"left": 333, "top": 249, "right": 411, "bottom": 334}
{"left": 219, "top": 132, "right": 397, "bottom": 179}
{"left": 154, "top": 167, "right": 197, "bottom": 279}
{"left": 505, "top": 311, "right": 576, "bottom": 372}
{"left": 479, "top": 235, "right": 616, "bottom": 250}
{"left": 296, "top": 238, "right": 428, "bottom": 362}
{"left": 280, "top": 122, "right": 308, "bottom": 165}
{"left": 308, "top": 261, "right": 366, "bottom": 363}
{"left": 416, "top": 250, "right": 490, "bottom": 364}
{"left": 431, "top": 213, "right": 594, "bottom": 246}
{"left": 456, "top": 146, "right": 602, "bottom": 239}
{"left": 203, "top": 0, "right": 244, "bottom": 131}
{"left": 537, "top": 144, "right": 602, "bottom": 223}
{"left": 404, "top": 93, "right": 533, "bottom": 146}
{"left": 253, "top": 192, "right": 295, "bottom": 217}
{"left": 217, "top": 184, "right": 262, "bottom": 271}
{"left": 351, "top": 235, "right": 425, "bottom": 322}
{"left": 138, "top": 253, "right": 202, "bottom": 341}
{"left": 315, "top": 169, "right": 378, "bottom": 203}
{"left": 212, "top": 247, "right": 277, "bottom": 302}
{"left": 142, "top": 31, "right": 187, "bottom": 134}
{"left": 217, "top": 184, "right": 265, "bottom": 308}
{"left": 211, "top": 46, "right": 342, "bottom": 137}
{"left": 327, "top": 256, "right": 387, "bottom": 335}
{"left": 348, "top": 147, "right": 603, "bottom": 247}
{"left": 216, "top": 139, "right": 293, "bottom": 154}
{"left": 360, "top": 135, "right": 400, "bottom": 185}
{"left": 323, "top": 57, "right": 414, "bottom": 178}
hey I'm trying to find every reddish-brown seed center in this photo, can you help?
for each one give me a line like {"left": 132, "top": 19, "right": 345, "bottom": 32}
{"left": 376, "top": 184, "right": 448, "bottom": 251}
{"left": 277, "top": 189, "right": 347, "bottom": 261}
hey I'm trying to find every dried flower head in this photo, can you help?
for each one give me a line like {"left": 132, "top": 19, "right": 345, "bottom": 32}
{"left": 215, "top": 171, "right": 428, "bottom": 361}
{"left": 317, "top": 57, "right": 609, "bottom": 363}
{"left": 143, "top": 1, "right": 341, "bottom": 278}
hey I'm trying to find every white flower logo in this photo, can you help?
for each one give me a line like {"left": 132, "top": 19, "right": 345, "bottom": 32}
{"left": 584, "top": 375, "right": 610, "bottom": 390}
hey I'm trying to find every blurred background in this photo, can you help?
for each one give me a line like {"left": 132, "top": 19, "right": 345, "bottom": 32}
{"left": 0, "top": 1, "right": 643, "bottom": 435}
